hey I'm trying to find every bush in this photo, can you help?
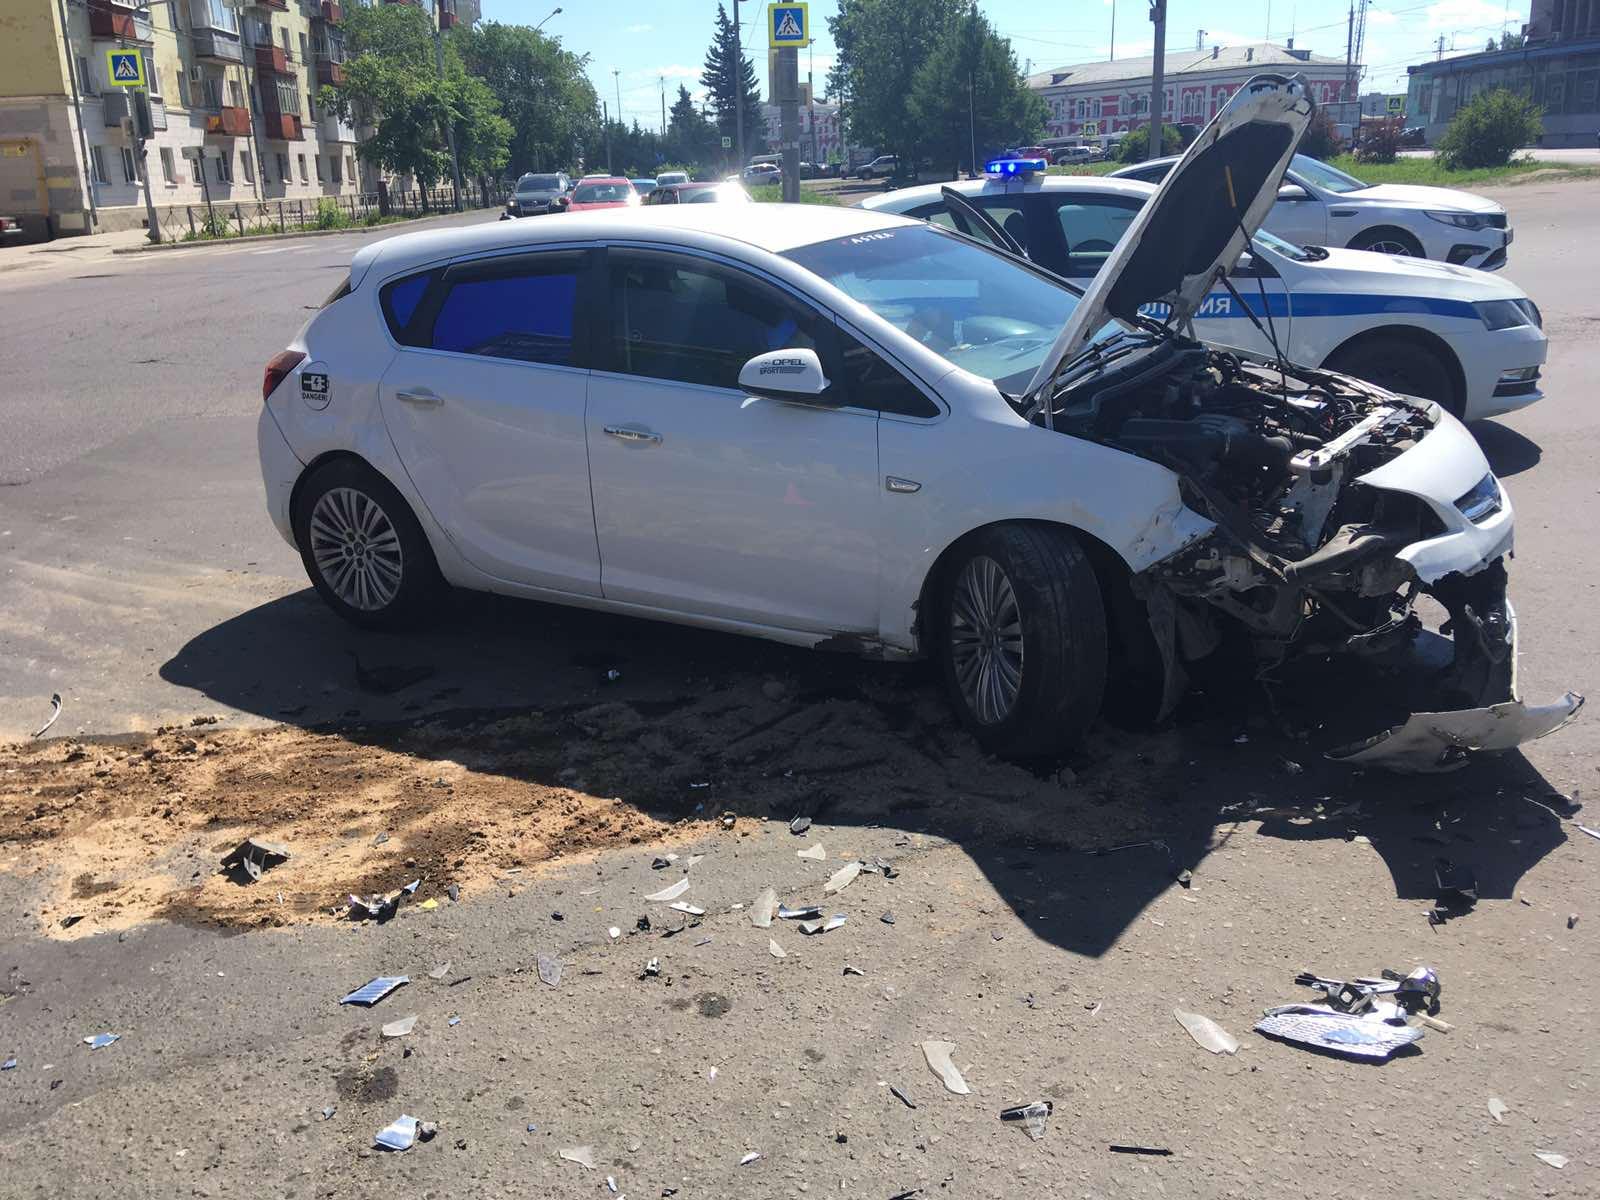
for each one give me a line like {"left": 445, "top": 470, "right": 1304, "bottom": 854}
{"left": 312, "top": 197, "right": 350, "bottom": 230}
{"left": 1355, "top": 116, "right": 1402, "bottom": 164}
{"left": 1300, "top": 109, "right": 1345, "bottom": 159}
{"left": 1117, "top": 124, "right": 1182, "bottom": 163}
{"left": 1435, "top": 87, "right": 1542, "bottom": 169}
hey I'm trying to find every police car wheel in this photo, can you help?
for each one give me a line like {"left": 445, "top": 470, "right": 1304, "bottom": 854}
{"left": 1326, "top": 335, "right": 1459, "bottom": 417}
{"left": 293, "top": 458, "right": 445, "bottom": 631}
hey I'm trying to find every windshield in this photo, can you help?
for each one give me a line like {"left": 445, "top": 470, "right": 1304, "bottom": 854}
{"left": 1291, "top": 154, "right": 1369, "bottom": 194}
{"left": 1252, "top": 228, "right": 1319, "bottom": 262}
{"left": 518, "top": 175, "right": 560, "bottom": 194}
{"left": 573, "top": 182, "right": 632, "bottom": 204}
{"left": 785, "top": 224, "right": 1086, "bottom": 392}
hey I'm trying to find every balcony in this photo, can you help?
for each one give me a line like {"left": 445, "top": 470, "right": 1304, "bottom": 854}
{"left": 320, "top": 1, "right": 343, "bottom": 23}
{"left": 255, "top": 45, "right": 294, "bottom": 75}
{"left": 192, "top": 29, "right": 243, "bottom": 64}
{"left": 315, "top": 59, "right": 345, "bottom": 87}
{"left": 317, "top": 110, "right": 357, "bottom": 143}
{"left": 89, "top": 2, "right": 154, "bottom": 42}
{"left": 101, "top": 92, "right": 166, "bottom": 130}
{"left": 254, "top": 0, "right": 289, "bottom": 10}
{"left": 260, "top": 112, "right": 304, "bottom": 140}
{"left": 205, "top": 105, "right": 252, "bottom": 137}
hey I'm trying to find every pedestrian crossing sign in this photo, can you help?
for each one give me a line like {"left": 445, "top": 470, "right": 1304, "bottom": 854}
{"left": 769, "top": 3, "right": 807, "bottom": 48}
{"left": 106, "top": 49, "right": 146, "bottom": 89}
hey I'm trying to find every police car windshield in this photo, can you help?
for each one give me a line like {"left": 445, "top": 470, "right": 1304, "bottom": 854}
{"left": 785, "top": 224, "right": 1089, "bottom": 393}
{"left": 1292, "top": 154, "right": 1370, "bottom": 194}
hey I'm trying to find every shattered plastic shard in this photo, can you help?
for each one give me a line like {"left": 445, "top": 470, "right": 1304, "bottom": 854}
{"left": 427, "top": 962, "right": 451, "bottom": 981}
{"left": 380, "top": 1015, "right": 417, "bottom": 1038}
{"left": 824, "top": 861, "right": 862, "bottom": 894}
{"left": 559, "top": 1146, "right": 597, "bottom": 1169}
{"left": 374, "top": 1115, "right": 419, "bottom": 1152}
{"left": 340, "top": 976, "right": 410, "bottom": 1006}
{"left": 921, "top": 1040, "right": 971, "bottom": 1095}
{"left": 644, "top": 877, "right": 691, "bottom": 903}
{"left": 1, "top": 1059, "right": 16, "bottom": 1071}
{"left": 999, "top": 1100, "right": 1052, "bottom": 1141}
{"left": 768, "top": 938, "right": 787, "bottom": 959}
{"left": 890, "top": 1084, "right": 917, "bottom": 1109}
{"left": 1327, "top": 692, "right": 1584, "bottom": 773}
{"left": 797, "top": 844, "right": 826, "bottom": 860}
{"left": 1488, "top": 1097, "right": 1508, "bottom": 1124}
{"left": 537, "top": 955, "right": 563, "bottom": 987}
{"left": 1254, "top": 1004, "right": 1423, "bottom": 1061}
{"left": 751, "top": 888, "right": 778, "bottom": 928}
{"left": 669, "top": 901, "right": 706, "bottom": 916}
{"left": 643, "top": 957, "right": 661, "bottom": 977}
{"left": 843, "top": 965, "right": 865, "bottom": 976}
{"left": 1174, "top": 1008, "right": 1240, "bottom": 1055}
{"left": 778, "top": 904, "right": 822, "bottom": 921}
{"left": 800, "top": 914, "right": 848, "bottom": 936}
{"left": 1534, "top": 1152, "right": 1568, "bottom": 1169}
{"left": 83, "top": 1033, "right": 119, "bottom": 1050}
{"left": 608, "top": 927, "right": 621, "bottom": 940}
{"left": 790, "top": 816, "right": 812, "bottom": 835}
{"left": 739, "top": 1151, "right": 762, "bottom": 1166}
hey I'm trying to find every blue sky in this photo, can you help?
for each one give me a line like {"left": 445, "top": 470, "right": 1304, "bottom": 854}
{"left": 477, "top": 1, "right": 1531, "bottom": 128}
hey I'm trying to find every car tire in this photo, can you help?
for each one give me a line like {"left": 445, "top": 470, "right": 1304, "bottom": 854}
{"left": 1325, "top": 334, "right": 1460, "bottom": 416}
{"left": 1347, "top": 227, "right": 1425, "bottom": 257}
{"left": 936, "top": 524, "right": 1107, "bottom": 758}
{"left": 292, "top": 458, "right": 445, "bottom": 631}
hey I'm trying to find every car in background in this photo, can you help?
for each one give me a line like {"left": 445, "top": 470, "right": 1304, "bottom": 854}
{"left": 1052, "top": 145, "right": 1096, "bottom": 166}
{"left": 855, "top": 154, "right": 898, "bottom": 180}
{"left": 656, "top": 170, "right": 690, "bottom": 187}
{"left": 646, "top": 182, "right": 753, "bottom": 205}
{"left": 864, "top": 167, "right": 1545, "bottom": 421}
{"left": 503, "top": 172, "right": 570, "bottom": 219}
{"left": 1111, "top": 152, "right": 1512, "bottom": 270}
{"left": 1401, "top": 126, "right": 1427, "bottom": 146}
{"left": 742, "top": 163, "right": 781, "bottom": 184}
{"left": 563, "top": 177, "right": 639, "bottom": 212}
{"left": 631, "top": 178, "right": 659, "bottom": 198}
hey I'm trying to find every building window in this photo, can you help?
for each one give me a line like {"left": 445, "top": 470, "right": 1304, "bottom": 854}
{"left": 277, "top": 151, "right": 289, "bottom": 181}
{"left": 89, "top": 144, "right": 109, "bottom": 184}
{"left": 280, "top": 27, "right": 291, "bottom": 56}
{"left": 143, "top": 51, "right": 160, "bottom": 98}
{"left": 1075, "top": 98, "right": 1087, "bottom": 119}
{"left": 241, "top": 150, "right": 254, "bottom": 183}
{"left": 297, "top": 153, "right": 308, "bottom": 182}
{"left": 160, "top": 146, "right": 176, "bottom": 183}
{"left": 229, "top": 79, "right": 244, "bottom": 108}
{"left": 188, "top": 151, "right": 202, "bottom": 184}
{"left": 76, "top": 54, "right": 93, "bottom": 94}
{"left": 216, "top": 151, "right": 232, "bottom": 184}
{"left": 191, "top": 0, "right": 239, "bottom": 34}
{"left": 120, "top": 146, "right": 138, "bottom": 184}
{"left": 315, "top": 154, "right": 325, "bottom": 181}
{"left": 347, "top": 154, "right": 357, "bottom": 184}
{"left": 275, "top": 78, "right": 301, "bottom": 115}
{"left": 299, "top": 31, "right": 309, "bottom": 63}
{"left": 330, "top": 153, "right": 341, "bottom": 183}
{"left": 1092, "top": 97, "right": 1102, "bottom": 118}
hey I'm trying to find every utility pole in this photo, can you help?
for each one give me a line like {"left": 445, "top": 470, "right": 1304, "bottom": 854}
{"left": 732, "top": 0, "right": 746, "bottom": 171}
{"left": 135, "top": 96, "right": 162, "bottom": 243}
{"left": 1345, "top": 3, "right": 1355, "bottom": 101}
{"left": 1147, "top": 0, "right": 1166, "bottom": 160}
{"left": 1109, "top": 0, "right": 1117, "bottom": 61}
{"left": 967, "top": 1, "right": 978, "bottom": 177}
{"left": 660, "top": 74, "right": 666, "bottom": 136}
{"left": 433, "top": 1, "right": 463, "bottom": 211}
{"left": 603, "top": 100, "right": 613, "bottom": 173}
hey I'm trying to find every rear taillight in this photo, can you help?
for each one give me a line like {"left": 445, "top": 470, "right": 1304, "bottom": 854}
{"left": 263, "top": 349, "right": 305, "bottom": 403}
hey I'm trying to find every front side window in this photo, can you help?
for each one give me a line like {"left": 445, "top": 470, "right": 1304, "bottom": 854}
{"left": 429, "top": 255, "right": 581, "bottom": 365}
{"left": 606, "top": 254, "right": 821, "bottom": 390}
{"left": 1291, "top": 153, "right": 1369, "bottom": 193}
{"left": 838, "top": 329, "right": 938, "bottom": 418}
{"left": 1050, "top": 197, "right": 1141, "bottom": 277}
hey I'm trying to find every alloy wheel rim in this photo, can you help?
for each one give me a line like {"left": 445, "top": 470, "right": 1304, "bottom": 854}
{"left": 1368, "top": 239, "right": 1414, "bottom": 255}
{"left": 309, "top": 487, "right": 404, "bottom": 611}
{"left": 949, "top": 556, "right": 1025, "bottom": 726}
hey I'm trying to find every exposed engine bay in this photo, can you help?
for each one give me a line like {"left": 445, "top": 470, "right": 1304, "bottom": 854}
{"left": 1028, "top": 335, "right": 1583, "bottom": 769}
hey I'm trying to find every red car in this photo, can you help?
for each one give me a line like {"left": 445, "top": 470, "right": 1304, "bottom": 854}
{"left": 562, "top": 177, "right": 639, "bottom": 212}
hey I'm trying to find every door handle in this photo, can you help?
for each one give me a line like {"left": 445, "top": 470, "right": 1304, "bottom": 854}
{"left": 603, "top": 424, "right": 663, "bottom": 445}
{"left": 396, "top": 388, "right": 443, "bottom": 408}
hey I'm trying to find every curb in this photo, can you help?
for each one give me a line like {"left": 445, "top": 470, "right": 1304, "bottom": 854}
{"left": 111, "top": 206, "right": 500, "bottom": 254}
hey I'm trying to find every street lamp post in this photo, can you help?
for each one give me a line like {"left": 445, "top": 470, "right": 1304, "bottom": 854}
{"left": 536, "top": 7, "right": 562, "bottom": 32}
{"left": 433, "top": 1, "right": 464, "bottom": 211}
{"left": 732, "top": 0, "right": 746, "bottom": 172}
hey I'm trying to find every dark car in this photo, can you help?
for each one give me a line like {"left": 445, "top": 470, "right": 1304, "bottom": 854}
{"left": 503, "top": 172, "right": 571, "bottom": 218}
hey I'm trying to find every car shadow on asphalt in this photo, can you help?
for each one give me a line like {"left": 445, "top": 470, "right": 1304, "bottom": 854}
{"left": 159, "top": 588, "right": 1576, "bottom": 959}
{"left": 1472, "top": 419, "right": 1542, "bottom": 477}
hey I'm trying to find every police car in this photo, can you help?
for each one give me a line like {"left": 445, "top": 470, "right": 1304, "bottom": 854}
{"left": 861, "top": 162, "right": 1545, "bottom": 421}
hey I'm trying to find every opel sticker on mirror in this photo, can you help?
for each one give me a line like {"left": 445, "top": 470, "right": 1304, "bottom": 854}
{"left": 759, "top": 357, "right": 806, "bottom": 376}
{"left": 301, "top": 366, "right": 331, "bottom": 410}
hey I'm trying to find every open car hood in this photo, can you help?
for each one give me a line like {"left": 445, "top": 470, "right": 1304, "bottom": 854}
{"left": 1022, "top": 73, "right": 1314, "bottom": 401}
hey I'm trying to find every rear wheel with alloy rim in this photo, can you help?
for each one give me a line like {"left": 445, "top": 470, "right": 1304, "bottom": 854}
{"left": 938, "top": 524, "right": 1108, "bottom": 758}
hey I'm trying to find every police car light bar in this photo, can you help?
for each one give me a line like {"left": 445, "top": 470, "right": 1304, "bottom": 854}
{"left": 984, "top": 157, "right": 1047, "bottom": 178}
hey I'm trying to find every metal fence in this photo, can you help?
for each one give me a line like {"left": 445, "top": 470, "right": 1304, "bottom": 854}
{"left": 168, "top": 182, "right": 510, "bottom": 242}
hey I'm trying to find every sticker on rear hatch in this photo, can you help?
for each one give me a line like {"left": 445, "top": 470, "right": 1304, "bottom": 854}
{"left": 301, "top": 365, "right": 331, "bottom": 410}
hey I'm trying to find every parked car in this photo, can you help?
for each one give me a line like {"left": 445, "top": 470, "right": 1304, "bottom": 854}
{"left": 258, "top": 74, "right": 1576, "bottom": 768}
{"left": 863, "top": 169, "right": 1545, "bottom": 420}
{"left": 646, "top": 182, "right": 752, "bottom": 205}
{"left": 562, "top": 177, "right": 639, "bottom": 212}
{"left": 1052, "top": 146, "right": 1096, "bottom": 166}
{"left": 1401, "top": 126, "right": 1427, "bottom": 146}
{"left": 631, "top": 178, "right": 659, "bottom": 197}
{"left": 656, "top": 170, "right": 690, "bottom": 187}
{"left": 502, "top": 172, "right": 570, "bottom": 219}
{"left": 855, "top": 154, "right": 898, "bottom": 180}
{"left": 742, "top": 163, "right": 781, "bottom": 183}
{"left": 1111, "top": 152, "right": 1513, "bottom": 270}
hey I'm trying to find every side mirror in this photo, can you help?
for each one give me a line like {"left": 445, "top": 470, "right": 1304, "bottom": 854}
{"left": 738, "top": 348, "right": 835, "bottom": 405}
{"left": 1277, "top": 183, "right": 1311, "bottom": 201}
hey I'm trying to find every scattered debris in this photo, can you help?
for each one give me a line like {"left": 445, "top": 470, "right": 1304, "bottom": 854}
{"left": 797, "top": 844, "right": 826, "bottom": 861}
{"left": 921, "top": 1040, "right": 971, "bottom": 1095}
{"left": 603, "top": 668, "right": 622, "bottom": 683}
{"left": 1174, "top": 1008, "right": 1239, "bottom": 1055}
{"left": 642, "top": 958, "right": 661, "bottom": 978}
{"left": 789, "top": 816, "right": 813, "bottom": 835}
{"left": 32, "top": 694, "right": 63, "bottom": 739}
{"left": 448, "top": 1016, "right": 461, "bottom": 1026}
{"left": 859, "top": 857, "right": 898, "bottom": 878}
{"left": 800, "top": 913, "right": 848, "bottom": 935}
{"left": 59, "top": 914, "right": 84, "bottom": 930}
{"left": 83, "top": 1033, "right": 119, "bottom": 1050}
{"left": 221, "top": 837, "right": 290, "bottom": 882}
{"left": 1175, "top": 868, "right": 1192, "bottom": 888}
{"left": 319, "top": 1105, "right": 336, "bottom": 1121}
{"left": 644, "top": 877, "right": 691, "bottom": 903}
{"left": 339, "top": 976, "right": 409, "bottom": 1007}
{"left": 1488, "top": 1097, "right": 1508, "bottom": 1124}
{"left": 889, "top": 1084, "right": 917, "bottom": 1109}
{"left": 608, "top": 927, "right": 621, "bottom": 941}
{"left": 778, "top": 904, "right": 821, "bottom": 921}
{"left": 694, "top": 936, "right": 712, "bottom": 946}
{"left": 346, "top": 880, "right": 421, "bottom": 922}
{"left": 446, "top": 884, "right": 460, "bottom": 903}
{"left": 1281, "top": 758, "right": 1304, "bottom": 775}
{"left": 651, "top": 855, "right": 677, "bottom": 870}
{"left": 1569, "top": 914, "right": 1579, "bottom": 930}
{"left": 606, "top": 1176, "right": 618, "bottom": 1193}
{"left": 427, "top": 962, "right": 452, "bottom": 981}
{"left": 1109, "top": 1145, "right": 1173, "bottom": 1156}
{"left": 999, "top": 1100, "right": 1052, "bottom": 1141}
{"left": 1534, "top": 1152, "right": 1568, "bottom": 1169}
{"left": 418, "top": 1121, "right": 438, "bottom": 1142}
{"left": 373, "top": 1114, "right": 420, "bottom": 1152}
{"left": 768, "top": 938, "right": 787, "bottom": 959}
{"left": 372, "top": 831, "right": 390, "bottom": 847}
{"left": 1434, "top": 858, "right": 1478, "bottom": 905}
{"left": 881, "top": 912, "right": 896, "bottom": 925}
{"left": 1, "top": 1058, "right": 16, "bottom": 1071}
{"left": 720, "top": 812, "right": 736, "bottom": 829}
{"left": 750, "top": 888, "right": 778, "bottom": 928}
{"left": 824, "top": 861, "right": 863, "bottom": 895}
{"left": 381, "top": 1015, "right": 417, "bottom": 1039}
{"left": 559, "top": 1146, "right": 597, "bottom": 1170}
{"left": 1255, "top": 1003, "right": 1423, "bottom": 1061}
{"left": 738, "top": 1151, "right": 762, "bottom": 1167}
{"left": 669, "top": 901, "right": 706, "bottom": 916}
{"left": 843, "top": 965, "right": 865, "bottom": 977}
{"left": 537, "top": 955, "right": 563, "bottom": 987}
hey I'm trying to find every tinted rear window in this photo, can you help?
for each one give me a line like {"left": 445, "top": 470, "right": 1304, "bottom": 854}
{"left": 380, "top": 270, "right": 435, "bottom": 341}
{"left": 429, "top": 257, "right": 580, "bottom": 365}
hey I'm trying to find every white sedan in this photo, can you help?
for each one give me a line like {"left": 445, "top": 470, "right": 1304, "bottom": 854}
{"left": 1111, "top": 153, "right": 1513, "bottom": 270}
{"left": 862, "top": 172, "right": 1545, "bottom": 420}
{"left": 258, "top": 75, "right": 1578, "bottom": 768}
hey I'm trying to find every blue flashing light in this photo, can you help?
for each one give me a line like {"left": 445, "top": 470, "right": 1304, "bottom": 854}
{"left": 984, "top": 157, "right": 1047, "bottom": 178}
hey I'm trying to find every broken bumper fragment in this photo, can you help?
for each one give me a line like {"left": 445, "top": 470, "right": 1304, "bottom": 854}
{"left": 1328, "top": 691, "right": 1584, "bottom": 773}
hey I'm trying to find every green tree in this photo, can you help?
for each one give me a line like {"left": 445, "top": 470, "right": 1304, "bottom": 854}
{"left": 453, "top": 21, "right": 600, "bottom": 175}
{"left": 1116, "top": 123, "right": 1182, "bottom": 163}
{"left": 667, "top": 83, "right": 716, "bottom": 166}
{"left": 701, "top": 3, "right": 763, "bottom": 155}
{"left": 908, "top": 7, "right": 1044, "bottom": 174}
{"left": 829, "top": 0, "right": 967, "bottom": 163}
{"left": 1435, "top": 87, "right": 1542, "bottom": 168}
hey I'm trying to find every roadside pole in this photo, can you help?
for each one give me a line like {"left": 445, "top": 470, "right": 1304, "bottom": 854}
{"left": 433, "top": 0, "right": 464, "bottom": 212}
{"left": 770, "top": 4, "right": 807, "bottom": 202}
{"left": 733, "top": 1, "right": 747, "bottom": 174}
{"left": 1147, "top": 0, "right": 1167, "bottom": 160}
{"left": 135, "top": 101, "right": 162, "bottom": 244}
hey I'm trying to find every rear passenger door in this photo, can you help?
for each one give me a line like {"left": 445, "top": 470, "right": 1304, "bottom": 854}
{"left": 377, "top": 250, "right": 602, "bottom": 595}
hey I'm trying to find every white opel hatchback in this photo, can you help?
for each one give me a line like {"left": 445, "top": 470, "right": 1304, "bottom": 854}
{"left": 259, "top": 75, "right": 1579, "bottom": 769}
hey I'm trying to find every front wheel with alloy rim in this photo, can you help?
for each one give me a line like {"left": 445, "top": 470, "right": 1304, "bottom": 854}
{"left": 293, "top": 458, "right": 445, "bottom": 630}
{"left": 938, "top": 524, "right": 1108, "bottom": 758}
{"left": 1347, "top": 227, "right": 1424, "bottom": 257}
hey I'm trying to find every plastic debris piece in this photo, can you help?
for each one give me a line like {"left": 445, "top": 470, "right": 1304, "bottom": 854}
{"left": 1175, "top": 868, "right": 1192, "bottom": 888}
{"left": 526, "top": 1123, "right": 538, "bottom": 1133}
{"left": 559, "top": 1146, "right": 597, "bottom": 1169}
{"left": 1174, "top": 1008, "right": 1239, "bottom": 1055}
{"left": 1577, "top": 824, "right": 1600, "bottom": 841}
{"left": 999, "top": 1100, "right": 1051, "bottom": 1141}
{"left": 381, "top": 1015, "right": 417, "bottom": 1038}
{"left": 60, "top": 914, "right": 84, "bottom": 929}
{"left": 221, "top": 837, "right": 290, "bottom": 882}
{"left": 319, "top": 1105, "right": 336, "bottom": 1121}
{"left": 340, "top": 976, "right": 409, "bottom": 1006}
{"left": 738, "top": 1151, "right": 762, "bottom": 1166}
{"left": 32, "top": 693, "right": 62, "bottom": 739}
{"left": 83, "top": 1033, "right": 119, "bottom": 1050}
{"left": 859, "top": 857, "right": 898, "bottom": 877}
{"left": 1255, "top": 1003, "right": 1423, "bottom": 1060}
{"left": 608, "top": 927, "right": 621, "bottom": 940}
{"left": 419, "top": 898, "right": 438, "bottom": 910}
{"left": 789, "top": 816, "right": 812, "bottom": 835}
{"left": 778, "top": 904, "right": 821, "bottom": 921}
{"left": 643, "top": 957, "right": 661, "bottom": 977}
{"left": 604, "top": 668, "right": 622, "bottom": 683}
{"left": 372, "top": 831, "right": 390, "bottom": 846}
{"left": 720, "top": 811, "right": 736, "bottom": 829}
{"left": 448, "top": 1016, "right": 461, "bottom": 1026}
{"left": 427, "top": 962, "right": 451, "bottom": 981}
{"left": 668, "top": 901, "right": 706, "bottom": 916}
{"left": 768, "top": 938, "right": 787, "bottom": 959}
{"left": 1488, "top": 1097, "right": 1508, "bottom": 1124}
{"left": 1, "top": 1058, "right": 16, "bottom": 1070}
{"left": 881, "top": 911, "right": 896, "bottom": 925}
{"left": 921, "top": 1040, "right": 971, "bottom": 1095}
{"left": 417, "top": 1121, "right": 437, "bottom": 1142}
{"left": 1569, "top": 914, "right": 1579, "bottom": 930}
{"left": 707, "top": 1066, "right": 717, "bottom": 1081}
{"left": 1109, "top": 1145, "right": 1173, "bottom": 1156}
{"left": 537, "top": 954, "right": 563, "bottom": 987}
{"left": 824, "top": 861, "right": 862, "bottom": 895}
{"left": 651, "top": 856, "right": 673, "bottom": 870}
{"left": 751, "top": 888, "right": 778, "bottom": 928}
{"left": 446, "top": 883, "right": 460, "bottom": 903}
{"left": 374, "top": 1115, "right": 419, "bottom": 1152}
{"left": 889, "top": 1084, "right": 917, "bottom": 1109}
{"left": 800, "top": 913, "right": 847, "bottom": 936}
{"left": 644, "top": 877, "right": 691, "bottom": 903}
{"left": 843, "top": 965, "right": 865, "bottom": 977}
{"left": 797, "top": 844, "right": 826, "bottom": 860}
{"left": 688, "top": 854, "right": 705, "bottom": 866}
{"left": 1534, "top": 1152, "right": 1568, "bottom": 1169}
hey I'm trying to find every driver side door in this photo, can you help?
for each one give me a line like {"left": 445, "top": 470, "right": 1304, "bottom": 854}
{"left": 1263, "top": 178, "right": 1328, "bottom": 246}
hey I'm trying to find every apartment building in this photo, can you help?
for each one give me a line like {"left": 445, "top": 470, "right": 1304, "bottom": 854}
{"left": 0, "top": 0, "right": 372, "bottom": 238}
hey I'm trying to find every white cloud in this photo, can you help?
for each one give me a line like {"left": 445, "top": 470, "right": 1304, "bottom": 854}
{"left": 1422, "top": 0, "right": 1510, "bottom": 29}
{"left": 624, "top": 23, "right": 652, "bottom": 34}
{"left": 632, "top": 63, "right": 701, "bottom": 81}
